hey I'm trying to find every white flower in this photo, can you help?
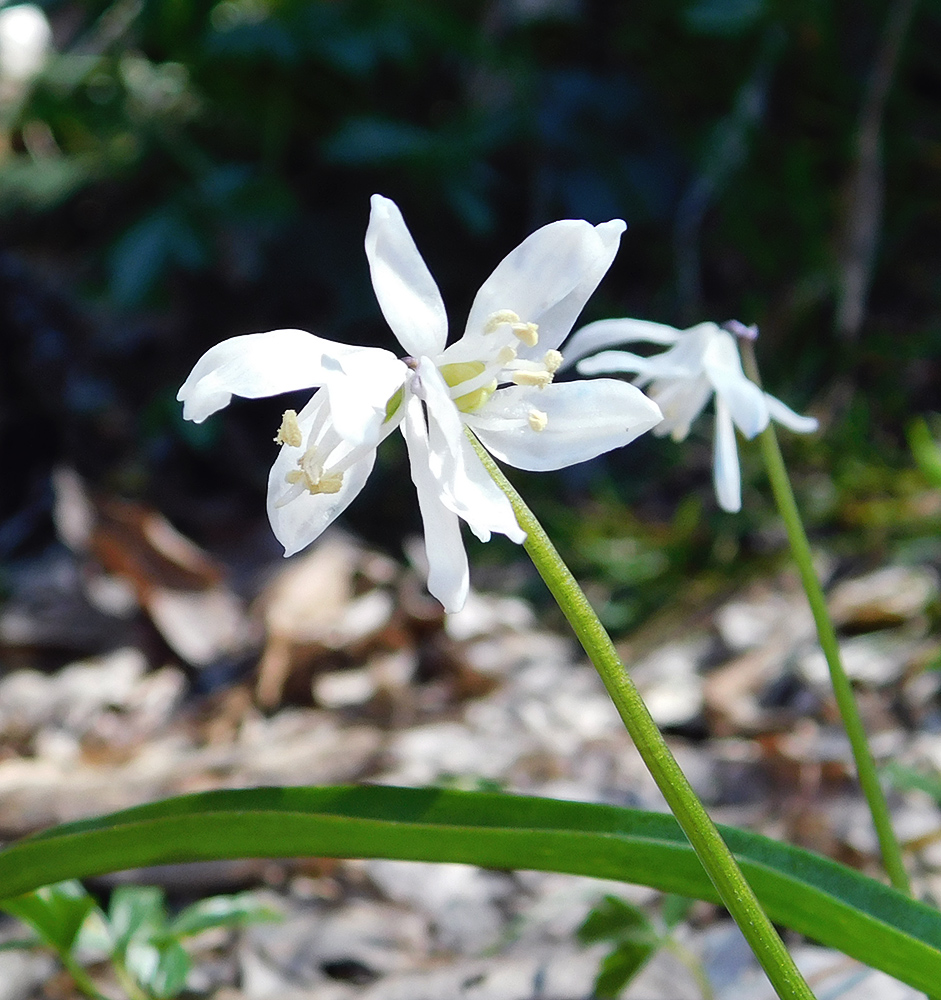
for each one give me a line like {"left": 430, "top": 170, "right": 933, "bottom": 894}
{"left": 178, "top": 195, "right": 663, "bottom": 611}
{"left": 565, "top": 318, "right": 818, "bottom": 513}
{"left": 0, "top": 3, "right": 51, "bottom": 86}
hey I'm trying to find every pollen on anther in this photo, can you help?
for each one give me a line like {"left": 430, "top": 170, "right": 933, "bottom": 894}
{"left": 527, "top": 408, "right": 548, "bottom": 432}
{"left": 511, "top": 322, "right": 539, "bottom": 347}
{"left": 512, "top": 370, "right": 553, "bottom": 388}
{"left": 274, "top": 409, "right": 303, "bottom": 447}
{"left": 484, "top": 309, "right": 521, "bottom": 334}
{"left": 544, "top": 349, "right": 563, "bottom": 373}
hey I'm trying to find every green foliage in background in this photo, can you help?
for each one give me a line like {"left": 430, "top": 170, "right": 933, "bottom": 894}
{"left": 0, "top": 880, "right": 279, "bottom": 999}
{"left": 2, "top": 0, "right": 939, "bottom": 598}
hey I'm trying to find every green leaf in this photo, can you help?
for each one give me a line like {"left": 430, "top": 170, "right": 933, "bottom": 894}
{"left": 578, "top": 894, "right": 653, "bottom": 945}
{"left": 579, "top": 896, "right": 658, "bottom": 997}
{"left": 322, "top": 117, "right": 435, "bottom": 165}
{"left": 109, "top": 885, "right": 168, "bottom": 953}
{"left": 0, "top": 786, "right": 939, "bottom": 994}
{"left": 594, "top": 940, "right": 657, "bottom": 998}
{"left": 907, "top": 417, "right": 941, "bottom": 489}
{"left": 683, "top": 0, "right": 767, "bottom": 36}
{"left": 660, "top": 894, "right": 695, "bottom": 930}
{"left": 170, "top": 892, "right": 281, "bottom": 938}
{"left": 108, "top": 208, "right": 206, "bottom": 306}
{"left": 884, "top": 761, "right": 941, "bottom": 803}
{"left": 125, "top": 938, "right": 190, "bottom": 999}
{"left": 0, "top": 880, "right": 96, "bottom": 953}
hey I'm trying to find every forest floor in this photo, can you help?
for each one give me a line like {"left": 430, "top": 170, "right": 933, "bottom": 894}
{"left": 0, "top": 471, "right": 939, "bottom": 1000}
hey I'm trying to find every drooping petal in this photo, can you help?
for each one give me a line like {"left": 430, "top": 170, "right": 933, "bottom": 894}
{"left": 402, "top": 394, "right": 469, "bottom": 613}
{"left": 577, "top": 349, "right": 696, "bottom": 381}
{"left": 450, "top": 432, "right": 527, "bottom": 544}
{"left": 702, "top": 330, "right": 769, "bottom": 439}
{"left": 323, "top": 349, "right": 407, "bottom": 446}
{"left": 412, "top": 357, "right": 467, "bottom": 485}
{"left": 460, "top": 219, "right": 625, "bottom": 360}
{"left": 466, "top": 379, "right": 662, "bottom": 472}
{"left": 365, "top": 194, "right": 448, "bottom": 359}
{"left": 646, "top": 374, "right": 714, "bottom": 440}
{"left": 417, "top": 359, "right": 524, "bottom": 544}
{"left": 266, "top": 395, "right": 377, "bottom": 557}
{"left": 713, "top": 396, "right": 742, "bottom": 513}
{"left": 765, "top": 393, "right": 819, "bottom": 434}
{"left": 177, "top": 328, "right": 366, "bottom": 423}
{"left": 562, "top": 317, "right": 683, "bottom": 368}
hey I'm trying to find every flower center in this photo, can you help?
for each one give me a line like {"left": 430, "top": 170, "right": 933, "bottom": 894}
{"left": 439, "top": 360, "right": 497, "bottom": 413}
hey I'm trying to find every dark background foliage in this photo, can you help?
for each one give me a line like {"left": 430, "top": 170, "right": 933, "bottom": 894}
{"left": 1, "top": 0, "right": 939, "bottom": 625}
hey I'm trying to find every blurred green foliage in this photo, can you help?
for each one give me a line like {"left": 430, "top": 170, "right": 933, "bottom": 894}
{"left": 1, "top": 0, "right": 939, "bottom": 604}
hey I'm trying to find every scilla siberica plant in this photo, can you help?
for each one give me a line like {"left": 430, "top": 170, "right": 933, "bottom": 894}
{"left": 3, "top": 198, "right": 939, "bottom": 1000}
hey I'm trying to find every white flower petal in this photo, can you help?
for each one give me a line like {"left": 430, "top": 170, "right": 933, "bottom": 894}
{"left": 647, "top": 374, "right": 714, "bottom": 440}
{"left": 563, "top": 317, "right": 683, "bottom": 368}
{"left": 365, "top": 194, "right": 448, "bottom": 358}
{"left": 765, "top": 393, "right": 819, "bottom": 434}
{"left": 402, "top": 394, "right": 469, "bottom": 613}
{"left": 417, "top": 360, "right": 524, "bottom": 543}
{"left": 702, "top": 330, "right": 769, "bottom": 438}
{"left": 577, "top": 349, "right": 694, "bottom": 381}
{"left": 467, "top": 380, "right": 662, "bottom": 472}
{"left": 439, "top": 431, "right": 525, "bottom": 544}
{"left": 462, "top": 219, "right": 625, "bottom": 359}
{"left": 266, "top": 395, "right": 377, "bottom": 557}
{"left": 324, "top": 350, "right": 407, "bottom": 445}
{"left": 177, "top": 328, "right": 365, "bottom": 423}
{"left": 713, "top": 396, "right": 742, "bottom": 513}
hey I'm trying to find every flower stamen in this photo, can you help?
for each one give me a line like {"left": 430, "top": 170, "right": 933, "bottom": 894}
{"left": 274, "top": 409, "right": 303, "bottom": 447}
{"left": 484, "top": 309, "right": 539, "bottom": 347}
{"left": 512, "top": 370, "right": 553, "bottom": 388}
{"left": 285, "top": 443, "right": 345, "bottom": 496}
{"left": 527, "top": 407, "right": 548, "bottom": 432}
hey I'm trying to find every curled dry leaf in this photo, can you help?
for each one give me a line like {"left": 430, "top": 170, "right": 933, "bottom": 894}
{"left": 51, "top": 467, "right": 253, "bottom": 666}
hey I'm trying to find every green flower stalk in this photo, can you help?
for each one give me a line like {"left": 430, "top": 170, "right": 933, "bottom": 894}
{"left": 740, "top": 338, "right": 911, "bottom": 896}
{"left": 179, "top": 196, "right": 818, "bottom": 997}
{"left": 468, "top": 431, "right": 817, "bottom": 1000}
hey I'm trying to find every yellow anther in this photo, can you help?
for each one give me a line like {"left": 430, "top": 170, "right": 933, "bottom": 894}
{"left": 497, "top": 345, "right": 518, "bottom": 364}
{"left": 317, "top": 472, "right": 344, "bottom": 494}
{"left": 511, "top": 321, "right": 539, "bottom": 347}
{"left": 543, "top": 349, "right": 563, "bottom": 373}
{"left": 286, "top": 467, "right": 345, "bottom": 495}
{"left": 286, "top": 447, "right": 345, "bottom": 495}
{"left": 484, "top": 309, "right": 521, "bottom": 333}
{"left": 512, "top": 370, "right": 553, "bottom": 388}
{"left": 274, "top": 409, "right": 303, "bottom": 447}
{"left": 527, "top": 408, "right": 548, "bottom": 432}
{"left": 483, "top": 309, "right": 539, "bottom": 347}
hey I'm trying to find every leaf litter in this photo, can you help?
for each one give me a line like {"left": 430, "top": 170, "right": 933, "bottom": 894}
{"left": 0, "top": 471, "right": 939, "bottom": 997}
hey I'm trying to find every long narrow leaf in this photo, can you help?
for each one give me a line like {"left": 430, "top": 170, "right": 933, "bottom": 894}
{"left": 0, "top": 786, "right": 938, "bottom": 992}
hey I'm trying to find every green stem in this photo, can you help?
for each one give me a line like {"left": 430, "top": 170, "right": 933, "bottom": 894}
{"left": 111, "top": 954, "right": 152, "bottom": 1000}
{"left": 740, "top": 341, "right": 910, "bottom": 896}
{"left": 665, "top": 937, "right": 716, "bottom": 1000}
{"left": 56, "top": 949, "right": 111, "bottom": 1000}
{"left": 467, "top": 432, "right": 816, "bottom": 1000}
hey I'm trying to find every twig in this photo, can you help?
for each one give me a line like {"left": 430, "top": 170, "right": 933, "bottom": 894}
{"left": 835, "top": 0, "right": 918, "bottom": 340}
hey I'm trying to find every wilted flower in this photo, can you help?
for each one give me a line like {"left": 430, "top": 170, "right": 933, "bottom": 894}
{"left": 565, "top": 318, "right": 817, "bottom": 512}
{"left": 179, "top": 196, "right": 662, "bottom": 611}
